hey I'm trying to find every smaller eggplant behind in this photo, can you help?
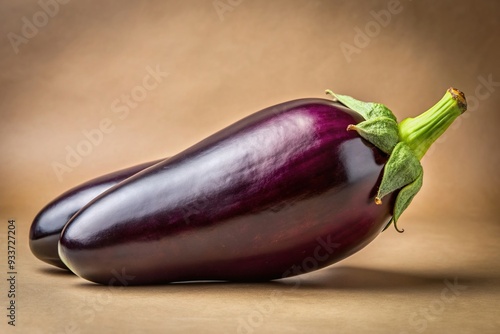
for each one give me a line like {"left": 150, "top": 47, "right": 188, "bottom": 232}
{"left": 29, "top": 160, "right": 162, "bottom": 269}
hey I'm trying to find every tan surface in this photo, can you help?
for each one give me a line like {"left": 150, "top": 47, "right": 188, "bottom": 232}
{"left": 1, "top": 0, "right": 499, "bottom": 333}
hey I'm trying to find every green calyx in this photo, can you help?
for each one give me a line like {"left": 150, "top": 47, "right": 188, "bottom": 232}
{"left": 326, "top": 88, "right": 467, "bottom": 232}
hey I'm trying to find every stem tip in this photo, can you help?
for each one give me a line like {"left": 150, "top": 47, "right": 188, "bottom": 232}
{"left": 447, "top": 87, "right": 467, "bottom": 113}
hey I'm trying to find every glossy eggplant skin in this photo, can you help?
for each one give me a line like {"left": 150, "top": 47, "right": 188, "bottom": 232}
{"left": 30, "top": 160, "right": 162, "bottom": 269}
{"left": 59, "top": 98, "right": 395, "bottom": 285}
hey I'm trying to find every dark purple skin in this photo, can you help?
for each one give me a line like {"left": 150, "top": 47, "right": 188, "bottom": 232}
{"left": 59, "top": 98, "right": 395, "bottom": 285}
{"left": 29, "top": 160, "right": 162, "bottom": 269}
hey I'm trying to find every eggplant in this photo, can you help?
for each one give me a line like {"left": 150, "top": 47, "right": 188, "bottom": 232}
{"left": 58, "top": 88, "right": 467, "bottom": 285}
{"left": 30, "top": 160, "right": 162, "bottom": 269}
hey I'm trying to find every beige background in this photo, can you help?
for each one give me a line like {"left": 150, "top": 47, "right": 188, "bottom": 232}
{"left": 1, "top": 0, "right": 499, "bottom": 333}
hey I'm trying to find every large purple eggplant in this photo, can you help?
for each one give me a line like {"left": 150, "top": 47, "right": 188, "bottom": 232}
{"left": 59, "top": 88, "right": 467, "bottom": 285}
{"left": 30, "top": 160, "right": 162, "bottom": 269}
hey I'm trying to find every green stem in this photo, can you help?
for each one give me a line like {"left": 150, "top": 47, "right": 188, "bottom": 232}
{"left": 398, "top": 88, "right": 467, "bottom": 160}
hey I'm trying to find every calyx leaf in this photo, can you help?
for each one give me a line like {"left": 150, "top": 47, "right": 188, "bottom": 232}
{"left": 326, "top": 90, "right": 423, "bottom": 231}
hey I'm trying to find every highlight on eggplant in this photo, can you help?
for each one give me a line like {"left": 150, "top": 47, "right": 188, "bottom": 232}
{"left": 29, "top": 160, "right": 162, "bottom": 269}
{"left": 56, "top": 88, "right": 466, "bottom": 285}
